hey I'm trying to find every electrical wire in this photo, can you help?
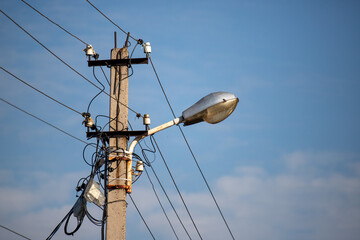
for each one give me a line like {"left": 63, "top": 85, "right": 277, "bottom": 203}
{"left": 128, "top": 194, "right": 156, "bottom": 240}
{"left": 0, "top": 97, "right": 90, "bottom": 146}
{"left": 100, "top": 66, "right": 110, "bottom": 86}
{"left": 148, "top": 55, "right": 236, "bottom": 240}
{"left": 0, "top": 66, "right": 83, "bottom": 116}
{"left": 46, "top": 194, "right": 87, "bottom": 240}
{"left": 177, "top": 126, "right": 236, "bottom": 240}
{"left": 152, "top": 136, "right": 203, "bottom": 240}
{"left": 0, "top": 9, "right": 141, "bottom": 117}
{"left": 95, "top": 43, "right": 141, "bottom": 141}
{"left": 0, "top": 9, "right": 98, "bottom": 90}
{"left": 20, "top": 0, "right": 88, "bottom": 45}
{"left": 85, "top": 0, "right": 139, "bottom": 43}
{"left": 87, "top": 66, "right": 106, "bottom": 113}
{"left": 0, "top": 224, "right": 32, "bottom": 240}
{"left": 144, "top": 168, "right": 179, "bottom": 240}
{"left": 129, "top": 124, "right": 192, "bottom": 239}
{"left": 48, "top": 139, "right": 107, "bottom": 239}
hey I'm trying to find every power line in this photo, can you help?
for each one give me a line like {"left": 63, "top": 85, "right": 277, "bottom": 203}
{"left": 144, "top": 168, "right": 179, "bottom": 240}
{"left": 128, "top": 194, "right": 156, "bottom": 240}
{"left": 0, "top": 9, "right": 99, "bottom": 89}
{"left": 152, "top": 136, "right": 203, "bottom": 240}
{"left": 148, "top": 55, "right": 236, "bottom": 240}
{"left": 128, "top": 124, "right": 180, "bottom": 239}
{"left": 20, "top": 0, "right": 88, "bottom": 45}
{"left": 177, "top": 126, "right": 236, "bottom": 240}
{"left": 85, "top": 0, "right": 139, "bottom": 43}
{"left": 128, "top": 121, "right": 192, "bottom": 239}
{"left": 146, "top": 156, "right": 193, "bottom": 240}
{"left": 0, "top": 8, "right": 141, "bottom": 117}
{"left": 0, "top": 66, "right": 83, "bottom": 116}
{"left": 0, "top": 224, "right": 32, "bottom": 240}
{"left": 0, "top": 97, "right": 90, "bottom": 146}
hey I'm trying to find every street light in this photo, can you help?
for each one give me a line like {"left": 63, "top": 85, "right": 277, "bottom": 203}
{"left": 125, "top": 92, "right": 239, "bottom": 192}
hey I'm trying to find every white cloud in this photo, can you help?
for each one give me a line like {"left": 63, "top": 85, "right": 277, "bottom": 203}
{"left": 1, "top": 151, "right": 359, "bottom": 240}
{"left": 135, "top": 151, "right": 360, "bottom": 240}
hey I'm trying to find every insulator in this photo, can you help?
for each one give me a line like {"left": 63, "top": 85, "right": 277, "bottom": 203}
{"left": 84, "top": 44, "right": 95, "bottom": 56}
{"left": 85, "top": 116, "right": 94, "bottom": 128}
{"left": 135, "top": 160, "right": 144, "bottom": 172}
{"left": 143, "top": 114, "right": 151, "bottom": 126}
{"left": 143, "top": 42, "right": 151, "bottom": 53}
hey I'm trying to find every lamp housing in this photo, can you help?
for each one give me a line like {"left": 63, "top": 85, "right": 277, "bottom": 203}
{"left": 181, "top": 92, "right": 238, "bottom": 126}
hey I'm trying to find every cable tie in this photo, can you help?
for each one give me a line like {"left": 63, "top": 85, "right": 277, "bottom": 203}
{"left": 108, "top": 177, "right": 131, "bottom": 181}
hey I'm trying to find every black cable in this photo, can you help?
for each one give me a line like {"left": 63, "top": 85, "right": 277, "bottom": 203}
{"left": 152, "top": 136, "right": 203, "bottom": 240}
{"left": 0, "top": 66, "right": 83, "bottom": 116}
{"left": 149, "top": 54, "right": 236, "bottom": 240}
{"left": 20, "top": 0, "right": 88, "bottom": 45}
{"left": 0, "top": 97, "right": 90, "bottom": 146}
{"left": 177, "top": 126, "right": 236, "bottom": 240}
{"left": 128, "top": 121, "right": 192, "bottom": 239}
{"left": 47, "top": 194, "right": 87, "bottom": 240}
{"left": 144, "top": 168, "right": 179, "bottom": 240}
{"left": 0, "top": 9, "right": 98, "bottom": 90}
{"left": 83, "top": 143, "right": 98, "bottom": 166}
{"left": 128, "top": 194, "right": 156, "bottom": 240}
{"left": 100, "top": 66, "right": 110, "bottom": 86}
{"left": 87, "top": 66, "right": 106, "bottom": 113}
{"left": 92, "top": 43, "right": 141, "bottom": 136}
{"left": 0, "top": 224, "right": 32, "bottom": 240}
{"left": 148, "top": 55, "right": 177, "bottom": 117}
{"left": 141, "top": 136, "right": 156, "bottom": 165}
{"left": 103, "top": 43, "right": 140, "bottom": 143}
{"left": 0, "top": 9, "right": 141, "bottom": 117}
{"left": 85, "top": 0, "right": 139, "bottom": 43}
{"left": 99, "top": 138, "right": 109, "bottom": 240}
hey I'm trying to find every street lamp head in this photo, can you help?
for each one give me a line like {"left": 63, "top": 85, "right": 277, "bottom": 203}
{"left": 181, "top": 92, "right": 239, "bottom": 126}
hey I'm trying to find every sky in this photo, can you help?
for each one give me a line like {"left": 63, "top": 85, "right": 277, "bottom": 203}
{"left": 0, "top": 0, "right": 360, "bottom": 239}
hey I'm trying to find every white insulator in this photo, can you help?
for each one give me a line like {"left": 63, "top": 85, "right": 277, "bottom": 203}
{"left": 143, "top": 114, "right": 151, "bottom": 126}
{"left": 84, "top": 44, "right": 95, "bottom": 56}
{"left": 135, "top": 160, "right": 144, "bottom": 172}
{"left": 85, "top": 116, "right": 94, "bottom": 128}
{"left": 144, "top": 42, "right": 151, "bottom": 53}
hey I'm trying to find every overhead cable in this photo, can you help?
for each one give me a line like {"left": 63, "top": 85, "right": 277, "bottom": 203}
{"left": 85, "top": 0, "right": 139, "bottom": 43}
{"left": 145, "top": 151, "right": 192, "bottom": 239}
{"left": 144, "top": 168, "right": 179, "bottom": 240}
{"left": 148, "top": 55, "right": 236, "bottom": 240}
{"left": 87, "top": 66, "right": 105, "bottom": 113}
{"left": 0, "top": 97, "right": 90, "bottom": 146}
{"left": 128, "top": 194, "right": 156, "bottom": 240}
{"left": 20, "top": 0, "right": 88, "bottom": 45}
{"left": 152, "top": 136, "right": 203, "bottom": 240}
{"left": 128, "top": 121, "right": 191, "bottom": 239}
{"left": 0, "top": 9, "right": 98, "bottom": 89}
{"left": 0, "top": 66, "right": 83, "bottom": 116}
{"left": 0, "top": 9, "right": 141, "bottom": 117}
{"left": 0, "top": 224, "right": 32, "bottom": 240}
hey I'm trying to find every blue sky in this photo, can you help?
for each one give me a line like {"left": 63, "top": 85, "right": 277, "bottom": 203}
{"left": 0, "top": 0, "right": 359, "bottom": 239}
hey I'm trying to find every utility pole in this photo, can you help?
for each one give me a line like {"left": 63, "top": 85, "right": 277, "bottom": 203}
{"left": 107, "top": 39, "right": 129, "bottom": 239}
{"left": 86, "top": 33, "right": 148, "bottom": 240}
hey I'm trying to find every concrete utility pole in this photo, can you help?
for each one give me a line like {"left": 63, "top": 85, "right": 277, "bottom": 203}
{"left": 86, "top": 33, "right": 147, "bottom": 240}
{"left": 107, "top": 45, "right": 129, "bottom": 240}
